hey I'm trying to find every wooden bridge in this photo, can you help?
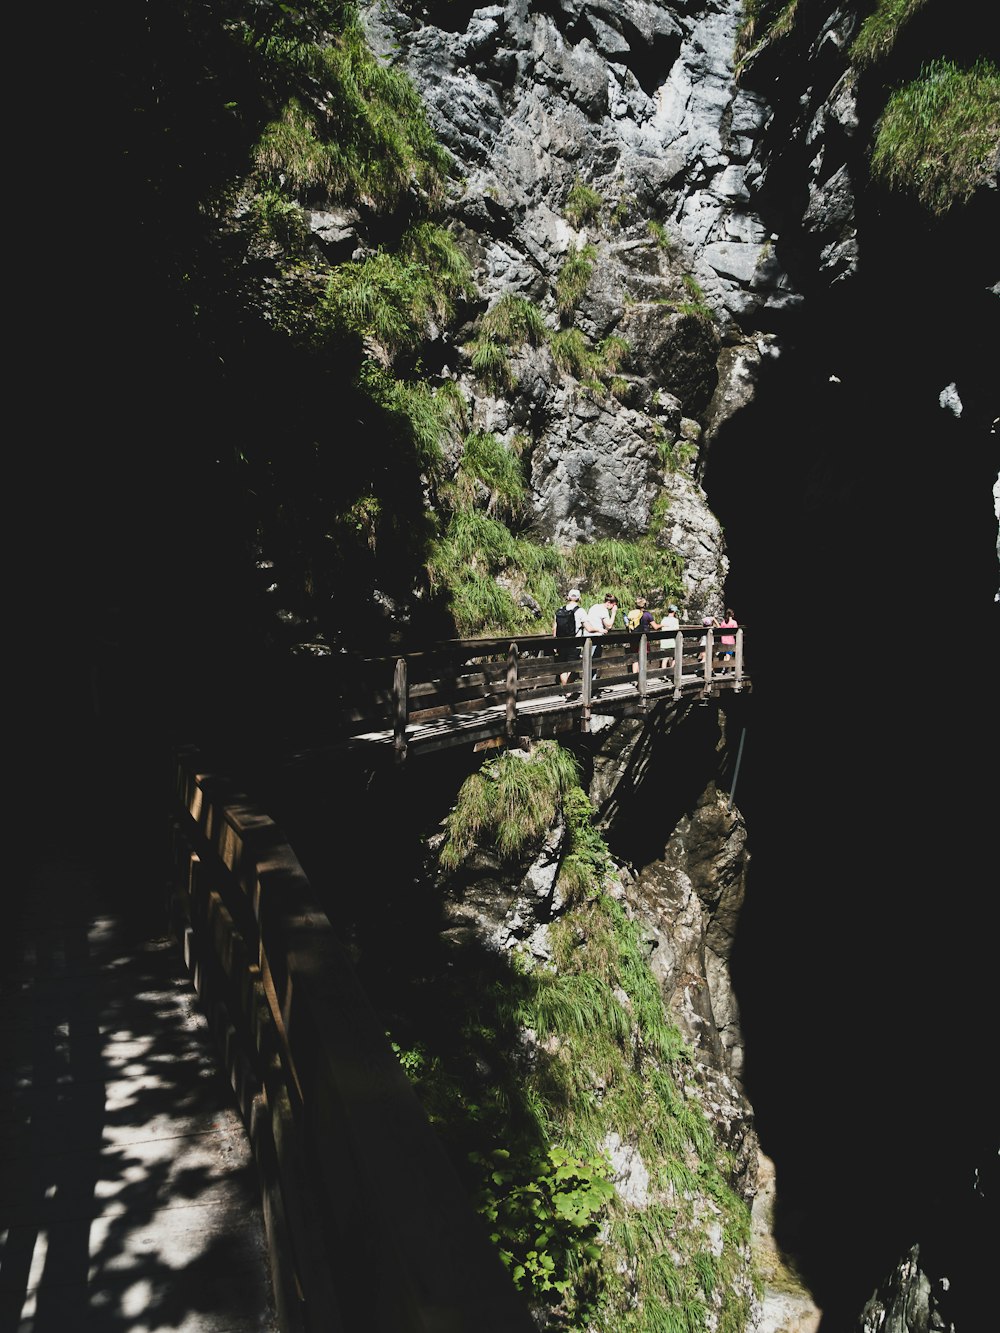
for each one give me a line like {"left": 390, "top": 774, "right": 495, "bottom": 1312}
{"left": 337, "top": 624, "right": 749, "bottom": 762}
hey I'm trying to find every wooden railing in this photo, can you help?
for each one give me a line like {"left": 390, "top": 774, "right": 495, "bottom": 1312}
{"left": 336, "top": 625, "right": 748, "bottom": 761}
{"left": 170, "top": 751, "right": 536, "bottom": 1333}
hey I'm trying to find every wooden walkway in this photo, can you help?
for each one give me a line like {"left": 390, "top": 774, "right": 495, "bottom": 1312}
{"left": 337, "top": 625, "right": 749, "bottom": 762}
{"left": 1, "top": 849, "right": 279, "bottom": 1333}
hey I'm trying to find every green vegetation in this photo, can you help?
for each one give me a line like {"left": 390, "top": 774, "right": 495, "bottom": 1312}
{"left": 399, "top": 743, "right": 754, "bottom": 1328}
{"left": 320, "top": 227, "right": 472, "bottom": 357}
{"left": 646, "top": 219, "right": 674, "bottom": 253}
{"left": 610, "top": 195, "right": 637, "bottom": 228}
{"left": 736, "top": 0, "right": 998, "bottom": 221}
{"left": 869, "top": 58, "right": 1000, "bottom": 213}
{"left": 556, "top": 245, "right": 597, "bottom": 315}
{"left": 657, "top": 437, "right": 698, "bottom": 474}
{"left": 450, "top": 431, "right": 527, "bottom": 518}
{"left": 734, "top": 0, "right": 800, "bottom": 70}
{"left": 548, "top": 330, "right": 631, "bottom": 394}
{"left": 467, "top": 336, "right": 515, "bottom": 390}
{"left": 252, "top": 13, "right": 453, "bottom": 209}
{"left": 565, "top": 179, "right": 605, "bottom": 228}
{"left": 549, "top": 328, "right": 601, "bottom": 381}
{"left": 480, "top": 294, "right": 549, "bottom": 346}
{"left": 465, "top": 295, "right": 549, "bottom": 390}
{"left": 850, "top": 0, "right": 930, "bottom": 69}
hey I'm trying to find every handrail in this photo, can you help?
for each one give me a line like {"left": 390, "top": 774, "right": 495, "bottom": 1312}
{"left": 341, "top": 625, "right": 748, "bottom": 761}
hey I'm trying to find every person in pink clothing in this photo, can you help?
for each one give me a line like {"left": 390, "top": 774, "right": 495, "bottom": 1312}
{"left": 718, "top": 608, "right": 738, "bottom": 663}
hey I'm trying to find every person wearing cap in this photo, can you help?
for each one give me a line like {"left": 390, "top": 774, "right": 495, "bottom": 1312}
{"left": 659, "top": 603, "right": 681, "bottom": 670}
{"left": 552, "top": 589, "right": 586, "bottom": 685}
{"left": 583, "top": 594, "right": 618, "bottom": 680}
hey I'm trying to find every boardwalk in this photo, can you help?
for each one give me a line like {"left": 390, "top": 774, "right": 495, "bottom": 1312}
{"left": 1, "top": 844, "right": 278, "bottom": 1333}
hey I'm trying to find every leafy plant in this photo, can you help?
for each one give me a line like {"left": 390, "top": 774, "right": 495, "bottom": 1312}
{"left": 869, "top": 58, "right": 1000, "bottom": 214}
{"left": 471, "top": 1144, "right": 614, "bottom": 1305}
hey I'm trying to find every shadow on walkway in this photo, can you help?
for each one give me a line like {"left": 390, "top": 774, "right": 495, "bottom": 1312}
{"left": 1, "top": 833, "right": 278, "bottom": 1333}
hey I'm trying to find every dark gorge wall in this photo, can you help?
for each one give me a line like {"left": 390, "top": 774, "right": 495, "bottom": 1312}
{"left": 704, "top": 196, "right": 998, "bottom": 1327}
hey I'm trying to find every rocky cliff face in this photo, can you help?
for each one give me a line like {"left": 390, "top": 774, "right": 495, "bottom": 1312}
{"left": 34, "top": 0, "right": 992, "bottom": 1326}
{"left": 355, "top": 0, "right": 805, "bottom": 613}
{"left": 344, "top": 1, "right": 995, "bottom": 1328}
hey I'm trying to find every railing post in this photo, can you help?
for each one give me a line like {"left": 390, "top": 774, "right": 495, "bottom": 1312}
{"left": 702, "top": 630, "right": 713, "bottom": 693}
{"left": 393, "top": 656, "right": 408, "bottom": 762}
{"left": 506, "top": 643, "right": 518, "bottom": 739}
{"left": 673, "top": 630, "right": 684, "bottom": 698}
{"left": 637, "top": 633, "right": 647, "bottom": 700}
{"left": 734, "top": 628, "right": 744, "bottom": 691}
{"left": 580, "top": 637, "right": 593, "bottom": 731}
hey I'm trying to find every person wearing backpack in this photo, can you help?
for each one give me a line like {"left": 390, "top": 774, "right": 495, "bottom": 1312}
{"left": 552, "top": 588, "right": 586, "bottom": 686}
{"left": 627, "top": 598, "right": 660, "bottom": 672}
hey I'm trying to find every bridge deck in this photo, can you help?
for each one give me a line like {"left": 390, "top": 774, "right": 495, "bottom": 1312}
{"left": 343, "top": 664, "right": 748, "bottom": 761}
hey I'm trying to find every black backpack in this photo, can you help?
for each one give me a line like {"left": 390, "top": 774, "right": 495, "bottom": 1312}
{"left": 554, "top": 606, "right": 578, "bottom": 637}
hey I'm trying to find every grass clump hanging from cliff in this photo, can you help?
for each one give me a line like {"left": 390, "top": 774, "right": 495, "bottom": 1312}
{"left": 849, "top": 0, "right": 930, "bottom": 69}
{"left": 869, "top": 58, "right": 1000, "bottom": 214}
{"left": 565, "top": 179, "right": 605, "bottom": 229}
{"left": 319, "top": 223, "right": 473, "bottom": 357}
{"left": 439, "top": 740, "right": 581, "bottom": 868}
{"left": 406, "top": 743, "right": 755, "bottom": 1330}
{"left": 734, "top": 0, "right": 800, "bottom": 71}
{"left": 252, "top": 11, "right": 453, "bottom": 209}
{"left": 556, "top": 245, "right": 597, "bottom": 315}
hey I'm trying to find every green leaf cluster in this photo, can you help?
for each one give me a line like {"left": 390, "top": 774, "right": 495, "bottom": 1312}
{"left": 471, "top": 1145, "right": 614, "bottom": 1301}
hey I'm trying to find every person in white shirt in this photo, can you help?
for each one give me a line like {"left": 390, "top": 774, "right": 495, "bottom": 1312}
{"left": 659, "top": 603, "right": 681, "bottom": 670}
{"left": 584, "top": 593, "right": 617, "bottom": 673}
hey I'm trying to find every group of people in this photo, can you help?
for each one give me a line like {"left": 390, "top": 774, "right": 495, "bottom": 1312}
{"left": 552, "top": 589, "right": 737, "bottom": 688}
